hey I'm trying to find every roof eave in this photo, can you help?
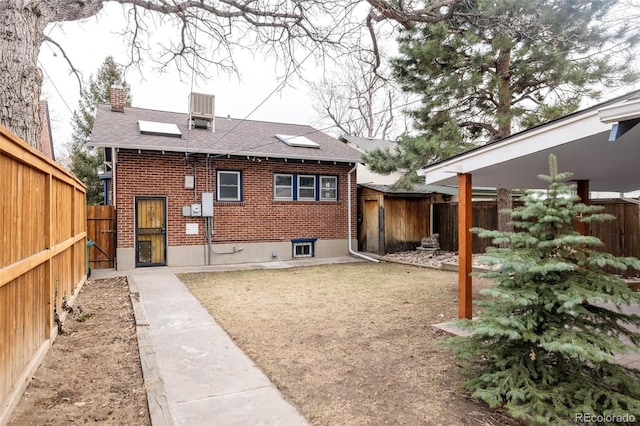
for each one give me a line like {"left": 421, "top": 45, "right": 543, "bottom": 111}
{"left": 91, "top": 142, "right": 362, "bottom": 164}
{"left": 418, "top": 105, "right": 608, "bottom": 186}
{"left": 599, "top": 98, "right": 640, "bottom": 123}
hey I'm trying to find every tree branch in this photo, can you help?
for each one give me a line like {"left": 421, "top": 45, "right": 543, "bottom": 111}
{"left": 42, "top": 35, "right": 84, "bottom": 96}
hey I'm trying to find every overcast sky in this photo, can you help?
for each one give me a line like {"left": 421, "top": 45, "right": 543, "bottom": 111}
{"left": 38, "top": 3, "right": 329, "bottom": 159}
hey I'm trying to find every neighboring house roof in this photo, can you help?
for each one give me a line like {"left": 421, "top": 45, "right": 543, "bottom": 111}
{"left": 91, "top": 104, "right": 363, "bottom": 164}
{"left": 423, "top": 184, "right": 524, "bottom": 199}
{"left": 339, "top": 134, "right": 402, "bottom": 185}
{"left": 39, "top": 100, "right": 55, "bottom": 160}
{"left": 359, "top": 182, "right": 510, "bottom": 199}
{"left": 419, "top": 90, "right": 640, "bottom": 193}
{"left": 359, "top": 182, "right": 436, "bottom": 197}
{"left": 339, "top": 134, "right": 396, "bottom": 154}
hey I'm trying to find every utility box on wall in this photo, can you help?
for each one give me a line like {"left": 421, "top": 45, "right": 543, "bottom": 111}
{"left": 202, "top": 192, "right": 214, "bottom": 217}
{"left": 185, "top": 176, "right": 195, "bottom": 189}
{"left": 191, "top": 203, "right": 202, "bottom": 216}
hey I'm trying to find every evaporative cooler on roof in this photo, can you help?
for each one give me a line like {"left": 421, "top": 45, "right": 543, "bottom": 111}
{"left": 190, "top": 93, "right": 215, "bottom": 130}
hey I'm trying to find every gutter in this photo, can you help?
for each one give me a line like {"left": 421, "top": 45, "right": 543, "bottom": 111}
{"left": 347, "top": 164, "right": 379, "bottom": 263}
{"left": 620, "top": 193, "right": 640, "bottom": 206}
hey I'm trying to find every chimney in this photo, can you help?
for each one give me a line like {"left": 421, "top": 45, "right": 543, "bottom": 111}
{"left": 110, "top": 84, "right": 125, "bottom": 112}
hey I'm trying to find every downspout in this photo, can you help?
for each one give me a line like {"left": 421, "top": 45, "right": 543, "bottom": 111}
{"left": 348, "top": 164, "right": 379, "bottom": 263}
{"left": 207, "top": 155, "right": 213, "bottom": 265}
{"left": 620, "top": 193, "right": 640, "bottom": 206}
{"left": 112, "top": 149, "right": 117, "bottom": 209}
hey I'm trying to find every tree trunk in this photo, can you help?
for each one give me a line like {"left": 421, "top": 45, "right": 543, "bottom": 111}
{"left": 0, "top": 2, "right": 47, "bottom": 149}
{"left": 496, "top": 48, "right": 512, "bottom": 139}
{"left": 496, "top": 48, "right": 513, "bottom": 237}
{"left": 497, "top": 187, "right": 513, "bottom": 244}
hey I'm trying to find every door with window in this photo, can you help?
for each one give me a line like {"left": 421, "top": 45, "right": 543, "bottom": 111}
{"left": 135, "top": 197, "right": 167, "bottom": 266}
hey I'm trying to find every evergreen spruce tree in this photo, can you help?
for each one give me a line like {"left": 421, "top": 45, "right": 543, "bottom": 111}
{"left": 69, "top": 57, "right": 131, "bottom": 205}
{"left": 446, "top": 155, "right": 640, "bottom": 425}
{"left": 365, "top": 0, "right": 639, "bottom": 184}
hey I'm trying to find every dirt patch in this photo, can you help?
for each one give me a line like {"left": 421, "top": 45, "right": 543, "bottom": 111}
{"left": 179, "top": 262, "right": 522, "bottom": 426}
{"left": 8, "top": 277, "right": 150, "bottom": 426}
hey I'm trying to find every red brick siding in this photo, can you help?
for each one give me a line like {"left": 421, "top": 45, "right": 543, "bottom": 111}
{"left": 115, "top": 150, "right": 356, "bottom": 249}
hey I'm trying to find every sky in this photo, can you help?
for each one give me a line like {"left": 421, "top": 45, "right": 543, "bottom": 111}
{"left": 38, "top": 3, "right": 331, "bottom": 160}
{"left": 37, "top": 1, "right": 640, "bottom": 177}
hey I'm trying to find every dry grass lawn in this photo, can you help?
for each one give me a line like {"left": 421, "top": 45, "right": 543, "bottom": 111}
{"left": 178, "top": 261, "right": 520, "bottom": 426}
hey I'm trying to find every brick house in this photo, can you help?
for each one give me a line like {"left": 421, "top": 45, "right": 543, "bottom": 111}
{"left": 90, "top": 86, "right": 363, "bottom": 270}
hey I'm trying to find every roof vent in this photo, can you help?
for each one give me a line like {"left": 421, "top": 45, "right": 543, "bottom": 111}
{"left": 189, "top": 93, "right": 215, "bottom": 131}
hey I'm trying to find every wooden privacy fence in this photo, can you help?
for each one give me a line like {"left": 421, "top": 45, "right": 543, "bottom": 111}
{"left": 433, "top": 200, "right": 640, "bottom": 276}
{"left": 0, "top": 125, "right": 86, "bottom": 424}
{"left": 87, "top": 205, "right": 116, "bottom": 270}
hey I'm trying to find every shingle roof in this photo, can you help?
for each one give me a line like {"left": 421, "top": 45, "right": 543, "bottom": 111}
{"left": 339, "top": 134, "right": 397, "bottom": 153}
{"left": 359, "top": 182, "right": 436, "bottom": 196}
{"left": 90, "top": 104, "right": 363, "bottom": 163}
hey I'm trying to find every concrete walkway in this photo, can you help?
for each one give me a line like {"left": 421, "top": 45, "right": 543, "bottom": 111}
{"left": 92, "top": 256, "right": 363, "bottom": 426}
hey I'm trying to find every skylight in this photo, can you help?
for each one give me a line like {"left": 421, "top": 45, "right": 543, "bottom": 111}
{"left": 275, "top": 134, "right": 320, "bottom": 148}
{"left": 138, "top": 120, "right": 182, "bottom": 138}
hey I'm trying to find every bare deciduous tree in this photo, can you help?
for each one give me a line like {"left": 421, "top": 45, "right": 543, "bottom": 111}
{"left": 1, "top": 0, "right": 461, "bottom": 149}
{"left": 311, "top": 58, "right": 410, "bottom": 140}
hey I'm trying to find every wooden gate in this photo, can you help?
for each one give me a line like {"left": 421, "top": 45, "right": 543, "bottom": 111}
{"left": 87, "top": 206, "right": 116, "bottom": 269}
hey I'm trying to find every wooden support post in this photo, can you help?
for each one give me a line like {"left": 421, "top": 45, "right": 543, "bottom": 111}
{"left": 458, "top": 173, "right": 473, "bottom": 319}
{"left": 576, "top": 180, "right": 589, "bottom": 236}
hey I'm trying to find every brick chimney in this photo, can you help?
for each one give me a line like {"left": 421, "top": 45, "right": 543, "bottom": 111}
{"left": 110, "top": 84, "right": 125, "bottom": 112}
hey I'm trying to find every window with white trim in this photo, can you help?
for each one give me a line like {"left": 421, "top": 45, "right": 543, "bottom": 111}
{"left": 273, "top": 173, "right": 338, "bottom": 201}
{"left": 297, "top": 175, "right": 316, "bottom": 200}
{"left": 292, "top": 238, "right": 317, "bottom": 258}
{"left": 274, "top": 174, "right": 293, "bottom": 200}
{"left": 293, "top": 242, "right": 313, "bottom": 257}
{"left": 217, "top": 170, "right": 241, "bottom": 201}
{"left": 320, "top": 176, "right": 337, "bottom": 201}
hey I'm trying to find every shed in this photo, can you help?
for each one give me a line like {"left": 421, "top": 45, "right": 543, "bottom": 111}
{"left": 358, "top": 183, "right": 436, "bottom": 254}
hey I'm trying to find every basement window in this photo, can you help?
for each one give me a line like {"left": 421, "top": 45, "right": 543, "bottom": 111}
{"left": 291, "top": 238, "right": 317, "bottom": 258}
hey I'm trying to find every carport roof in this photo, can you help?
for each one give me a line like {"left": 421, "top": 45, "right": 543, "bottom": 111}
{"left": 419, "top": 90, "right": 640, "bottom": 193}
